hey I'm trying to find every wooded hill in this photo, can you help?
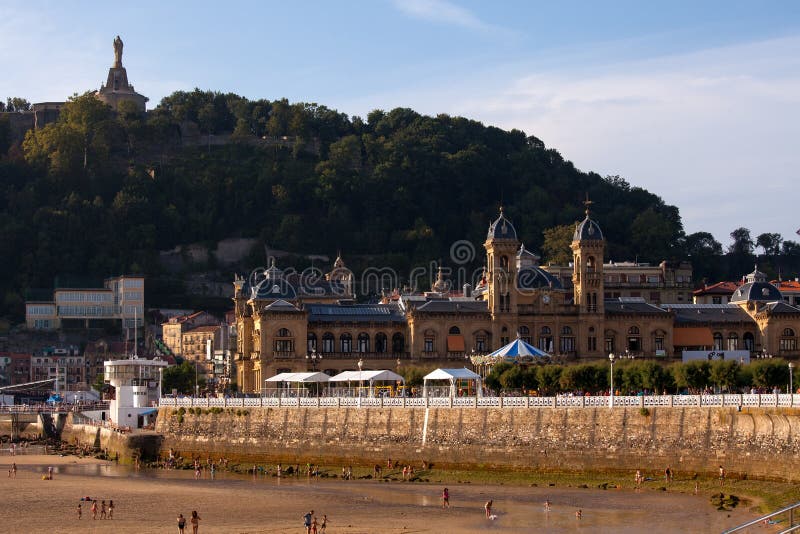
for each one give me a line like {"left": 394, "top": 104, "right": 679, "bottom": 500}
{"left": 0, "top": 90, "right": 797, "bottom": 321}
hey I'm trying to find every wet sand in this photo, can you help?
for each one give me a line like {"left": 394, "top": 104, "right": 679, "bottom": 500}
{"left": 0, "top": 455, "right": 761, "bottom": 533}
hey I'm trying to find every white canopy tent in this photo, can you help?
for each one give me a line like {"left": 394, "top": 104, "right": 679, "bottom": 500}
{"left": 263, "top": 371, "right": 330, "bottom": 396}
{"left": 328, "top": 369, "right": 405, "bottom": 397}
{"left": 423, "top": 367, "right": 483, "bottom": 398}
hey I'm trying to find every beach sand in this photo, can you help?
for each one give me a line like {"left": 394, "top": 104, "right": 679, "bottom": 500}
{"left": 0, "top": 455, "right": 760, "bottom": 533}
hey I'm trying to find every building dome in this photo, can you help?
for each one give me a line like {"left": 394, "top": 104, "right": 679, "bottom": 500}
{"left": 730, "top": 281, "right": 781, "bottom": 303}
{"left": 517, "top": 266, "right": 563, "bottom": 290}
{"left": 487, "top": 208, "right": 517, "bottom": 240}
{"left": 573, "top": 216, "right": 603, "bottom": 241}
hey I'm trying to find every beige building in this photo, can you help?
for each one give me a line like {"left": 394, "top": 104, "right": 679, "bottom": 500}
{"left": 161, "top": 311, "right": 218, "bottom": 357}
{"left": 232, "top": 206, "right": 800, "bottom": 393}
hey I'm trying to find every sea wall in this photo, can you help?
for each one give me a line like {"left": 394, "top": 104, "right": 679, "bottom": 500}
{"left": 154, "top": 406, "right": 800, "bottom": 482}
{"left": 60, "top": 421, "right": 163, "bottom": 463}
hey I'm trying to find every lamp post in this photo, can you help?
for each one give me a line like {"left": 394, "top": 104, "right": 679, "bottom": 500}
{"left": 195, "top": 361, "right": 199, "bottom": 397}
{"left": 789, "top": 362, "right": 795, "bottom": 399}
{"left": 609, "top": 352, "right": 616, "bottom": 408}
{"left": 357, "top": 357, "right": 364, "bottom": 399}
{"left": 306, "top": 349, "right": 321, "bottom": 371}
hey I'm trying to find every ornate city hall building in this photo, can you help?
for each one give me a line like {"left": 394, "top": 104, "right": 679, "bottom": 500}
{"left": 232, "top": 206, "right": 800, "bottom": 393}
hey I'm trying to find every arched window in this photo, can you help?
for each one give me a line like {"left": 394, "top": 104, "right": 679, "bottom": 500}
{"left": 780, "top": 329, "right": 797, "bottom": 351}
{"left": 357, "top": 332, "right": 370, "bottom": 353}
{"left": 375, "top": 332, "right": 388, "bottom": 353}
{"left": 541, "top": 326, "right": 551, "bottom": 335}
{"left": 713, "top": 332, "right": 723, "bottom": 351}
{"left": 474, "top": 331, "right": 488, "bottom": 352}
{"left": 307, "top": 332, "right": 317, "bottom": 353}
{"left": 743, "top": 332, "right": 755, "bottom": 351}
{"left": 628, "top": 326, "right": 640, "bottom": 335}
{"left": 321, "top": 332, "right": 334, "bottom": 353}
{"left": 500, "top": 325, "right": 509, "bottom": 345}
{"left": 627, "top": 326, "right": 641, "bottom": 352}
{"left": 727, "top": 333, "right": 738, "bottom": 351}
{"left": 423, "top": 329, "right": 436, "bottom": 353}
{"left": 559, "top": 326, "right": 575, "bottom": 353}
{"left": 448, "top": 326, "right": 461, "bottom": 335}
{"left": 539, "top": 326, "right": 553, "bottom": 352}
{"left": 274, "top": 328, "right": 293, "bottom": 353}
{"left": 392, "top": 333, "right": 405, "bottom": 353}
{"left": 340, "top": 333, "right": 353, "bottom": 353}
{"left": 561, "top": 326, "right": 572, "bottom": 335}
{"left": 500, "top": 255, "right": 509, "bottom": 271}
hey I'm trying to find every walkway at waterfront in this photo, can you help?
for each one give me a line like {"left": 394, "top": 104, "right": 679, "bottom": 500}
{"left": 159, "top": 392, "right": 800, "bottom": 409}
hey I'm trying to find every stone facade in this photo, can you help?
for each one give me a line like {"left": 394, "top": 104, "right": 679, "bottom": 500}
{"left": 232, "top": 206, "right": 800, "bottom": 393}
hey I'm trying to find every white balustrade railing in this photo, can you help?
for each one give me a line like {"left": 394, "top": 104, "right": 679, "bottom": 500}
{"left": 157, "top": 393, "right": 800, "bottom": 410}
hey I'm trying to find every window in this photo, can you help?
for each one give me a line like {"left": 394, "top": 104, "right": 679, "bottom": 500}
{"left": 519, "top": 326, "right": 530, "bottom": 343}
{"left": 784, "top": 328, "right": 796, "bottom": 337}
{"left": 340, "top": 333, "right": 352, "bottom": 353}
{"left": 561, "top": 326, "right": 572, "bottom": 335}
{"left": 727, "top": 333, "right": 738, "bottom": 351}
{"left": 357, "top": 332, "right": 370, "bottom": 353}
{"left": 375, "top": 333, "right": 387, "bottom": 353}
{"left": 780, "top": 329, "right": 796, "bottom": 351}
{"left": 628, "top": 326, "right": 640, "bottom": 335}
{"left": 307, "top": 333, "right": 317, "bottom": 353}
{"left": 605, "top": 336, "right": 615, "bottom": 354}
{"left": 713, "top": 333, "right": 723, "bottom": 351}
{"left": 322, "top": 333, "right": 334, "bottom": 353}
{"left": 539, "top": 326, "right": 553, "bottom": 352}
{"left": 475, "top": 334, "right": 487, "bottom": 352}
{"left": 392, "top": 333, "right": 405, "bottom": 353}
{"left": 655, "top": 336, "right": 664, "bottom": 351}
{"left": 743, "top": 332, "right": 755, "bottom": 351}
{"left": 588, "top": 336, "right": 597, "bottom": 351}
{"left": 448, "top": 326, "right": 461, "bottom": 335}
{"left": 560, "top": 336, "right": 575, "bottom": 353}
{"left": 712, "top": 296, "right": 722, "bottom": 305}
{"left": 424, "top": 337, "right": 434, "bottom": 352}
{"left": 277, "top": 328, "right": 291, "bottom": 337}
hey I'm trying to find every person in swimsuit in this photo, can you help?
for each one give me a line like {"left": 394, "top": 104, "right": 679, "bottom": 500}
{"left": 303, "top": 510, "right": 313, "bottom": 534}
{"left": 177, "top": 513, "right": 186, "bottom": 533}
{"left": 442, "top": 487, "right": 450, "bottom": 508}
{"left": 190, "top": 510, "right": 201, "bottom": 534}
{"left": 320, "top": 514, "right": 328, "bottom": 534}
{"left": 485, "top": 500, "right": 492, "bottom": 518}
{"left": 100, "top": 500, "right": 106, "bottom": 519}
{"left": 77, "top": 504, "right": 82, "bottom": 519}
{"left": 91, "top": 500, "right": 98, "bottom": 520}
{"left": 544, "top": 499, "right": 551, "bottom": 512}
{"left": 108, "top": 500, "right": 114, "bottom": 519}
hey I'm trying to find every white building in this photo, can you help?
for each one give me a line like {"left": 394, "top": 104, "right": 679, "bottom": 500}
{"left": 25, "top": 275, "right": 144, "bottom": 332}
{"left": 104, "top": 357, "right": 167, "bottom": 429}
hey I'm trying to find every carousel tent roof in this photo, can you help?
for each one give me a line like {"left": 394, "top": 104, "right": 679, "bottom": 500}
{"left": 264, "top": 372, "right": 331, "bottom": 383}
{"left": 487, "top": 336, "right": 550, "bottom": 360}
{"left": 423, "top": 368, "right": 481, "bottom": 381}
{"left": 327, "top": 370, "right": 405, "bottom": 383}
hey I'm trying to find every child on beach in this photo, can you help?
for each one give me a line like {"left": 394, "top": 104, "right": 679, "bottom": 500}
{"left": 91, "top": 500, "right": 98, "bottom": 519}
{"left": 77, "top": 504, "right": 81, "bottom": 519}
{"left": 320, "top": 514, "right": 327, "bottom": 534}
{"left": 177, "top": 513, "right": 186, "bottom": 533}
{"left": 485, "top": 500, "right": 492, "bottom": 518}
{"left": 190, "top": 510, "right": 201, "bottom": 534}
{"left": 442, "top": 487, "right": 450, "bottom": 508}
{"left": 100, "top": 500, "right": 106, "bottom": 519}
{"left": 108, "top": 500, "right": 114, "bottom": 519}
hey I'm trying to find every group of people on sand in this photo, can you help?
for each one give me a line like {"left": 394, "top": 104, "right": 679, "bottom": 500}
{"left": 176, "top": 510, "right": 201, "bottom": 533}
{"left": 302, "top": 510, "right": 328, "bottom": 534}
{"left": 77, "top": 498, "right": 114, "bottom": 520}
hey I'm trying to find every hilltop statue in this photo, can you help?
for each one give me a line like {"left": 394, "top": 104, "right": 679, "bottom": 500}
{"left": 113, "top": 35, "right": 124, "bottom": 67}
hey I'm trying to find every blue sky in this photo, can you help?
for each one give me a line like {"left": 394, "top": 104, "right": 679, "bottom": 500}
{"left": 2, "top": 1, "right": 800, "bottom": 251}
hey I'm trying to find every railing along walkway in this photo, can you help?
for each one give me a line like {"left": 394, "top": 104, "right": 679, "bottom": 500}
{"left": 722, "top": 500, "right": 800, "bottom": 533}
{"left": 159, "top": 393, "right": 800, "bottom": 409}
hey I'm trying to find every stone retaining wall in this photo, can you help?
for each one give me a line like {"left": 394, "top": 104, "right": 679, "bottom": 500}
{"left": 154, "top": 406, "right": 800, "bottom": 482}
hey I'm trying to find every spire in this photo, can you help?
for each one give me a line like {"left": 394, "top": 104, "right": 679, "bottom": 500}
{"left": 583, "top": 193, "right": 594, "bottom": 217}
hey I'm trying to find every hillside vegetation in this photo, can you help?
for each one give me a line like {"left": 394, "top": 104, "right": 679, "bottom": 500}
{"left": 0, "top": 90, "right": 797, "bottom": 320}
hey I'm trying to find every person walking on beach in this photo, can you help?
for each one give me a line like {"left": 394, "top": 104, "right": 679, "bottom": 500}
{"left": 719, "top": 465, "right": 726, "bottom": 486}
{"left": 177, "top": 513, "right": 186, "bottom": 533}
{"left": 442, "top": 487, "right": 450, "bottom": 508}
{"left": 320, "top": 514, "right": 328, "bottom": 534}
{"left": 9, "top": 462, "right": 16, "bottom": 478}
{"left": 485, "top": 500, "right": 493, "bottom": 518}
{"left": 190, "top": 510, "right": 201, "bottom": 534}
{"left": 91, "top": 500, "right": 98, "bottom": 520}
{"left": 77, "top": 503, "right": 82, "bottom": 520}
{"left": 311, "top": 515, "right": 319, "bottom": 534}
{"left": 108, "top": 500, "right": 114, "bottom": 519}
{"left": 303, "top": 510, "right": 313, "bottom": 534}
{"left": 47, "top": 466, "right": 53, "bottom": 480}
{"left": 100, "top": 500, "right": 107, "bottom": 519}
{"left": 544, "top": 499, "right": 551, "bottom": 512}
{"left": 665, "top": 466, "right": 673, "bottom": 484}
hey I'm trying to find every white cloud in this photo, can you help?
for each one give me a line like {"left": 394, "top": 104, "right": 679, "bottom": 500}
{"left": 339, "top": 35, "right": 800, "bottom": 245}
{"left": 391, "top": 0, "right": 500, "bottom": 33}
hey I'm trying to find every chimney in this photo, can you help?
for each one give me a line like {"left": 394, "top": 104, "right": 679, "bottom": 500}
{"left": 463, "top": 283, "right": 472, "bottom": 298}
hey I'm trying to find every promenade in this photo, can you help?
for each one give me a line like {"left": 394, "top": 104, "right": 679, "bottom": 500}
{"left": 159, "top": 392, "right": 800, "bottom": 409}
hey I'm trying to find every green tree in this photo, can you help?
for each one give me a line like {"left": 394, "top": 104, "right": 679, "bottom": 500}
{"left": 541, "top": 224, "right": 574, "bottom": 265}
{"left": 484, "top": 362, "right": 513, "bottom": 392}
{"left": 751, "top": 360, "right": 789, "bottom": 390}
{"left": 756, "top": 233, "right": 783, "bottom": 256}
{"left": 728, "top": 227, "right": 755, "bottom": 255}
{"left": 162, "top": 361, "right": 205, "bottom": 394}
{"left": 5, "top": 97, "right": 31, "bottom": 112}
{"left": 709, "top": 360, "right": 739, "bottom": 392}
{"left": 536, "top": 365, "right": 563, "bottom": 395}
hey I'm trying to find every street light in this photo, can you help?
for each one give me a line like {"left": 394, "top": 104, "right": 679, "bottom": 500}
{"left": 789, "top": 362, "right": 795, "bottom": 398}
{"left": 608, "top": 352, "right": 616, "bottom": 409}
{"left": 306, "top": 349, "right": 321, "bottom": 371}
{"left": 357, "top": 358, "right": 364, "bottom": 398}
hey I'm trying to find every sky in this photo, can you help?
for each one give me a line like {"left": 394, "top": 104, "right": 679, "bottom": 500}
{"left": 2, "top": 0, "right": 800, "bottom": 249}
